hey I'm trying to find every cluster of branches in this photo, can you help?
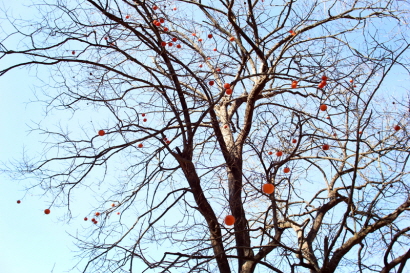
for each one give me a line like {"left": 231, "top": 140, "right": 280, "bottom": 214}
{"left": 1, "top": 0, "right": 410, "bottom": 272}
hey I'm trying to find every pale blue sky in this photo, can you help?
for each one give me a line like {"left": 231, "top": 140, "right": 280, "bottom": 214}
{"left": 0, "top": 58, "right": 77, "bottom": 273}
{"left": 0, "top": 2, "right": 82, "bottom": 272}
{"left": 1, "top": 1, "right": 410, "bottom": 273}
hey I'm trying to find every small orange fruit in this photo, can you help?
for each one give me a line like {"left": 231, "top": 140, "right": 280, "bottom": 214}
{"left": 318, "top": 81, "right": 326, "bottom": 89}
{"left": 284, "top": 167, "right": 290, "bottom": 173}
{"left": 320, "top": 104, "right": 327, "bottom": 111}
{"left": 262, "top": 184, "right": 275, "bottom": 194}
{"left": 224, "top": 215, "right": 235, "bottom": 226}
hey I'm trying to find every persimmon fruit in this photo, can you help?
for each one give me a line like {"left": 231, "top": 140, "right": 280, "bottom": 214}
{"left": 262, "top": 184, "right": 275, "bottom": 194}
{"left": 224, "top": 215, "right": 235, "bottom": 226}
{"left": 320, "top": 104, "right": 327, "bottom": 111}
{"left": 318, "top": 81, "right": 326, "bottom": 89}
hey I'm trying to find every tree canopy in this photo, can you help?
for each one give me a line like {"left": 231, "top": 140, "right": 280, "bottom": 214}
{"left": 1, "top": 0, "right": 410, "bottom": 272}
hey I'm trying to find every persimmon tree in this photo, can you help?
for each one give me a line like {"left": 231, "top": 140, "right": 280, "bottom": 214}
{"left": 1, "top": 0, "right": 410, "bottom": 272}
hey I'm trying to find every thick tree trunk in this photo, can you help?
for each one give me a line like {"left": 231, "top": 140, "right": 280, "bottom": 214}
{"left": 176, "top": 154, "right": 231, "bottom": 273}
{"left": 227, "top": 157, "right": 255, "bottom": 272}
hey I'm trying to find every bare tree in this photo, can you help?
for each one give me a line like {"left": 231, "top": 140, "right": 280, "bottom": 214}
{"left": 1, "top": 0, "right": 410, "bottom": 272}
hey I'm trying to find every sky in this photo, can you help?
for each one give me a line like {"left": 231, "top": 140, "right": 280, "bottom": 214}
{"left": 0, "top": 3, "right": 184, "bottom": 272}
{"left": 0, "top": 2, "right": 83, "bottom": 273}
{"left": 1, "top": 1, "right": 409, "bottom": 273}
{"left": 0, "top": 54, "right": 77, "bottom": 273}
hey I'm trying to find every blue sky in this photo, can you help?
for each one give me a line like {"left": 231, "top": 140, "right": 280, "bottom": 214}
{"left": 1, "top": 1, "right": 410, "bottom": 273}
{"left": 0, "top": 57, "right": 76, "bottom": 273}
{"left": 0, "top": 2, "right": 80, "bottom": 272}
